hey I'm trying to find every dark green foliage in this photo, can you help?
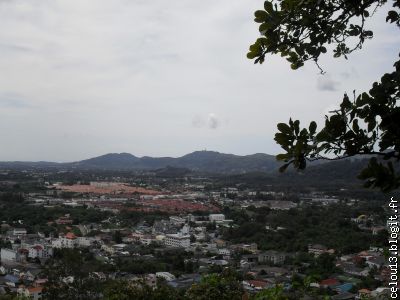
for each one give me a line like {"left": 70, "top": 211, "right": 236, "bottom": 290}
{"left": 223, "top": 203, "right": 386, "bottom": 253}
{"left": 42, "top": 249, "right": 110, "bottom": 300}
{"left": 248, "top": 0, "right": 397, "bottom": 67}
{"left": 103, "top": 280, "right": 184, "bottom": 300}
{"left": 0, "top": 196, "right": 111, "bottom": 234}
{"left": 251, "top": 284, "right": 288, "bottom": 300}
{"left": 185, "top": 269, "right": 244, "bottom": 300}
{"left": 248, "top": 0, "right": 400, "bottom": 192}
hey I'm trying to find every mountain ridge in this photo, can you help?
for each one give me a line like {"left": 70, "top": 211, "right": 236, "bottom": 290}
{"left": 0, "top": 151, "right": 279, "bottom": 174}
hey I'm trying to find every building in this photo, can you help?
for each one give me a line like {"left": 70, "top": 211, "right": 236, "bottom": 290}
{"left": 230, "top": 243, "right": 258, "bottom": 254}
{"left": 209, "top": 214, "right": 225, "bottom": 222}
{"left": 258, "top": 251, "right": 287, "bottom": 265}
{"left": 76, "top": 237, "right": 94, "bottom": 247}
{"left": 218, "top": 248, "right": 231, "bottom": 256}
{"left": 156, "top": 272, "right": 176, "bottom": 282}
{"left": 12, "top": 228, "right": 27, "bottom": 236}
{"left": 308, "top": 244, "right": 333, "bottom": 256}
{"left": 1, "top": 248, "right": 20, "bottom": 262}
{"left": 18, "top": 286, "right": 43, "bottom": 300}
{"left": 28, "top": 245, "right": 53, "bottom": 259}
{"left": 52, "top": 232, "right": 77, "bottom": 249}
{"left": 164, "top": 233, "right": 190, "bottom": 248}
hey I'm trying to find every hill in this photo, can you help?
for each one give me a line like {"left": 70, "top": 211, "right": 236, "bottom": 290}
{"left": 70, "top": 151, "right": 279, "bottom": 173}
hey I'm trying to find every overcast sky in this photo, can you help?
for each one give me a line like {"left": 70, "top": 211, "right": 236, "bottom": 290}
{"left": 0, "top": 0, "right": 398, "bottom": 162}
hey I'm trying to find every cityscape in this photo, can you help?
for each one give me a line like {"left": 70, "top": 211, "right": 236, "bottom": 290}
{"left": 0, "top": 153, "right": 396, "bottom": 299}
{"left": 0, "top": 0, "right": 399, "bottom": 299}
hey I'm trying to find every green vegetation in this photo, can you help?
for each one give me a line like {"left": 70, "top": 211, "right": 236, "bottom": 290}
{"left": 0, "top": 192, "right": 111, "bottom": 235}
{"left": 223, "top": 203, "right": 387, "bottom": 253}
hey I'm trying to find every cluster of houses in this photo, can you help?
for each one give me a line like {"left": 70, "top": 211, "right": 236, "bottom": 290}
{"left": 0, "top": 178, "right": 396, "bottom": 300}
{"left": 239, "top": 245, "right": 393, "bottom": 299}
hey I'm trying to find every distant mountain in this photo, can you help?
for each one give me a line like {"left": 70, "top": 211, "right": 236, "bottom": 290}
{"left": 73, "top": 152, "right": 141, "bottom": 169}
{"left": 0, "top": 151, "right": 280, "bottom": 174}
{"left": 71, "top": 151, "right": 279, "bottom": 173}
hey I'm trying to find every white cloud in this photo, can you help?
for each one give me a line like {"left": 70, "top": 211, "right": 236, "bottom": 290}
{"left": 208, "top": 113, "right": 219, "bottom": 129}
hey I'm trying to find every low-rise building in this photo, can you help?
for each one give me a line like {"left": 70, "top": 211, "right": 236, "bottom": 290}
{"left": 52, "top": 232, "right": 77, "bottom": 249}
{"left": 258, "top": 250, "right": 287, "bottom": 265}
{"left": 164, "top": 233, "right": 190, "bottom": 248}
{"left": 209, "top": 214, "right": 225, "bottom": 222}
{"left": 1, "top": 248, "right": 20, "bottom": 262}
{"left": 28, "top": 245, "right": 53, "bottom": 259}
{"left": 156, "top": 272, "right": 176, "bottom": 282}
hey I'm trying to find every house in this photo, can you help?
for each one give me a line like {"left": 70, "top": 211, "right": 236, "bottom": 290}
{"left": 366, "top": 256, "right": 385, "bottom": 269}
{"left": 76, "top": 237, "right": 94, "bottom": 248}
{"left": 209, "top": 214, "right": 225, "bottom": 222}
{"left": 18, "top": 286, "right": 43, "bottom": 300}
{"left": 258, "top": 250, "right": 287, "bottom": 265}
{"left": 320, "top": 278, "right": 340, "bottom": 288}
{"left": 28, "top": 245, "right": 53, "bottom": 259}
{"left": 370, "top": 287, "right": 392, "bottom": 298}
{"left": 358, "top": 289, "right": 371, "bottom": 299}
{"left": 241, "top": 254, "right": 259, "bottom": 264}
{"left": 242, "top": 279, "right": 271, "bottom": 291}
{"left": 308, "top": 244, "right": 333, "bottom": 256}
{"left": 12, "top": 228, "right": 27, "bottom": 236}
{"left": 265, "top": 200, "right": 297, "bottom": 210}
{"left": 1, "top": 248, "right": 20, "bottom": 262}
{"left": 342, "top": 263, "right": 369, "bottom": 277}
{"left": 164, "top": 233, "right": 190, "bottom": 248}
{"left": 167, "top": 274, "right": 201, "bottom": 289}
{"left": 230, "top": 243, "right": 258, "bottom": 254}
{"left": 52, "top": 232, "right": 77, "bottom": 248}
{"left": 139, "top": 235, "right": 155, "bottom": 246}
{"left": 218, "top": 248, "right": 231, "bottom": 257}
{"left": 156, "top": 272, "right": 176, "bottom": 282}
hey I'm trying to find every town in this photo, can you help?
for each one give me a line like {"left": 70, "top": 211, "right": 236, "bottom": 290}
{"left": 0, "top": 168, "right": 395, "bottom": 299}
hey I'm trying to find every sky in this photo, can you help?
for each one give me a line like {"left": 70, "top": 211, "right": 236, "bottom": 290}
{"left": 0, "top": 0, "right": 399, "bottom": 162}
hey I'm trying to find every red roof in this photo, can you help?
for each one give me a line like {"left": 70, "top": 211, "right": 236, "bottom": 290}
{"left": 320, "top": 278, "right": 339, "bottom": 286}
{"left": 32, "top": 245, "right": 43, "bottom": 251}
{"left": 28, "top": 287, "right": 43, "bottom": 293}
{"left": 247, "top": 280, "right": 269, "bottom": 288}
{"left": 65, "top": 232, "right": 77, "bottom": 239}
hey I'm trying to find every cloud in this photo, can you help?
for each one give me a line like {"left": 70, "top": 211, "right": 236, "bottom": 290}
{"left": 192, "top": 113, "right": 220, "bottom": 130}
{"left": 208, "top": 113, "right": 219, "bottom": 129}
{"left": 0, "top": 0, "right": 397, "bottom": 161}
{"left": 317, "top": 75, "right": 340, "bottom": 91}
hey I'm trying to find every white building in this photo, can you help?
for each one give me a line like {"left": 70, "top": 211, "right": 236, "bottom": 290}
{"left": 218, "top": 248, "right": 231, "bottom": 256}
{"left": 164, "top": 233, "right": 190, "bottom": 248}
{"left": 209, "top": 214, "right": 225, "bottom": 222}
{"left": 169, "top": 216, "right": 186, "bottom": 225}
{"left": 52, "top": 233, "right": 78, "bottom": 249}
{"left": 1, "top": 248, "right": 19, "bottom": 262}
{"left": 28, "top": 245, "right": 53, "bottom": 259}
{"left": 12, "top": 228, "right": 27, "bottom": 236}
{"left": 156, "top": 272, "right": 176, "bottom": 282}
{"left": 77, "top": 237, "right": 94, "bottom": 247}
